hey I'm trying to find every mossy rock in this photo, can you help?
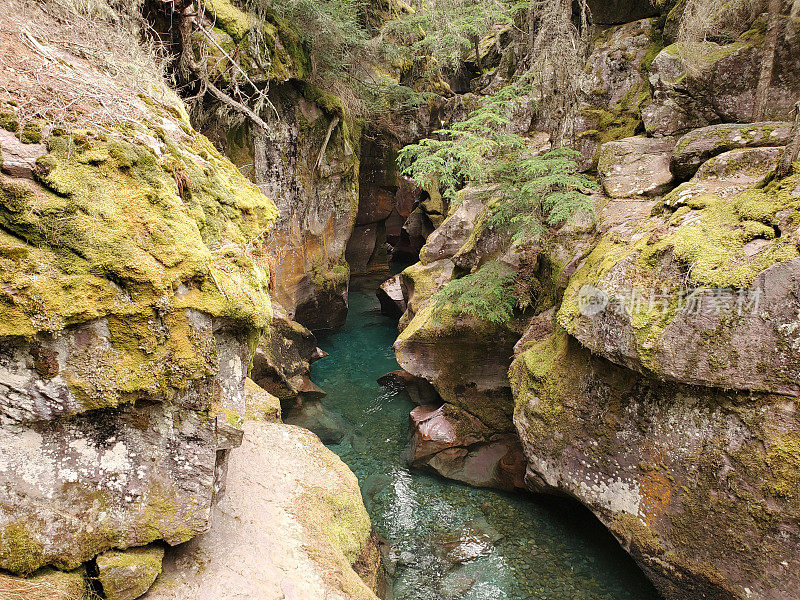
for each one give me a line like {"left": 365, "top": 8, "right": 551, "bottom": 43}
{"left": 96, "top": 544, "right": 165, "bottom": 600}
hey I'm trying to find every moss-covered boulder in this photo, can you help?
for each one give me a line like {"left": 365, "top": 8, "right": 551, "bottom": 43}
{"left": 96, "top": 545, "right": 164, "bottom": 600}
{"left": 643, "top": 18, "right": 800, "bottom": 135}
{"left": 510, "top": 329, "right": 800, "bottom": 600}
{"left": 142, "top": 421, "right": 383, "bottom": 600}
{"left": 0, "top": 3, "right": 278, "bottom": 576}
{"left": 558, "top": 166, "right": 800, "bottom": 395}
{"left": 574, "top": 19, "right": 660, "bottom": 169}
{"left": 671, "top": 121, "right": 795, "bottom": 180}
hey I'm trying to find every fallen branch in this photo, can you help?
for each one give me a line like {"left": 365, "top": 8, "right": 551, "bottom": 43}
{"left": 315, "top": 115, "right": 340, "bottom": 173}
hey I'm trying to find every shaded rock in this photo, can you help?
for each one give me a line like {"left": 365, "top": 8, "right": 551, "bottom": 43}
{"left": 376, "top": 274, "right": 407, "bottom": 319}
{"left": 142, "top": 422, "right": 382, "bottom": 600}
{"left": 346, "top": 223, "right": 380, "bottom": 274}
{"left": 586, "top": 0, "right": 658, "bottom": 24}
{"left": 250, "top": 308, "right": 320, "bottom": 403}
{"left": 377, "top": 369, "right": 439, "bottom": 405}
{"left": 400, "top": 207, "right": 435, "bottom": 256}
{"left": 0, "top": 567, "right": 86, "bottom": 600}
{"left": 96, "top": 545, "right": 164, "bottom": 600}
{"left": 510, "top": 330, "right": 800, "bottom": 600}
{"left": 0, "top": 129, "right": 47, "bottom": 179}
{"left": 210, "top": 83, "right": 358, "bottom": 331}
{"left": 598, "top": 136, "right": 676, "bottom": 198}
{"left": 671, "top": 121, "right": 794, "bottom": 180}
{"left": 407, "top": 404, "right": 526, "bottom": 491}
{"left": 575, "top": 19, "right": 657, "bottom": 168}
{"left": 419, "top": 188, "right": 485, "bottom": 265}
{"left": 643, "top": 23, "right": 800, "bottom": 136}
{"left": 283, "top": 400, "right": 349, "bottom": 445}
{"left": 395, "top": 176, "right": 422, "bottom": 219}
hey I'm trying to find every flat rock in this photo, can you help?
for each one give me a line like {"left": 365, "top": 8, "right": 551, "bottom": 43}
{"left": 671, "top": 122, "right": 793, "bottom": 180}
{"left": 0, "top": 567, "right": 86, "bottom": 600}
{"left": 598, "top": 136, "right": 676, "bottom": 198}
{"left": 142, "top": 422, "right": 381, "bottom": 600}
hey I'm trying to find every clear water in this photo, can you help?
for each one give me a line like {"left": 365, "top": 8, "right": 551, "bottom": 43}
{"left": 311, "top": 275, "right": 661, "bottom": 600}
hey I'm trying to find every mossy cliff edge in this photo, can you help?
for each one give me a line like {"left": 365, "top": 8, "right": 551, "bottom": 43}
{"left": 0, "top": 0, "right": 379, "bottom": 600}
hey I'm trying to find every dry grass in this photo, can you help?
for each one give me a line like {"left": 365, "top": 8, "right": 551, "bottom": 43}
{"left": 0, "top": 0, "right": 171, "bottom": 133}
{"left": 678, "top": 0, "right": 764, "bottom": 45}
{"left": 0, "top": 571, "right": 93, "bottom": 600}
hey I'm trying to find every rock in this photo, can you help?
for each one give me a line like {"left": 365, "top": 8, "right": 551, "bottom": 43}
{"left": 395, "top": 176, "right": 422, "bottom": 219}
{"left": 96, "top": 545, "right": 164, "bottom": 600}
{"left": 243, "top": 378, "right": 281, "bottom": 423}
{"left": 574, "top": 19, "right": 658, "bottom": 168}
{"left": 598, "top": 136, "right": 676, "bottom": 198}
{"left": 0, "top": 129, "right": 47, "bottom": 178}
{"left": 346, "top": 222, "right": 388, "bottom": 275}
{"left": 667, "top": 146, "right": 783, "bottom": 204}
{"left": 142, "top": 422, "right": 382, "bottom": 600}
{"left": 377, "top": 369, "right": 439, "bottom": 405}
{"left": 400, "top": 207, "right": 435, "bottom": 256}
{"left": 0, "top": 567, "right": 87, "bottom": 600}
{"left": 0, "top": 6, "right": 277, "bottom": 575}
{"left": 510, "top": 330, "right": 800, "bottom": 600}
{"left": 247, "top": 309, "right": 321, "bottom": 405}
{"left": 586, "top": 0, "right": 658, "bottom": 24}
{"left": 395, "top": 302, "right": 522, "bottom": 434}
{"left": 283, "top": 400, "right": 349, "bottom": 445}
{"left": 558, "top": 173, "right": 800, "bottom": 396}
{"left": 376, "top": 274, "right": 406, "bottom": 318}
{"left": 397, "top": 259, "right": 455, "bottom": 329}
{"left": 643, "top": 22, "right": 800, "bottom": 136}
{"left": 407, "top": 404, "right": 526, "bottom": 491}
{"left": 209, "top": 84, "right": 357, "bottom": 331}
{"left": 419, "top": 187, "right": 485, "bottom": 265}
{"left": 671, "top": 122, "right": 794, "bottom": 180}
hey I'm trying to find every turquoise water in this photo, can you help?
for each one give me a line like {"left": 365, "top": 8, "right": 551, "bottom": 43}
{"left": 311, "top": 276, "right": 660, "bottom": 600}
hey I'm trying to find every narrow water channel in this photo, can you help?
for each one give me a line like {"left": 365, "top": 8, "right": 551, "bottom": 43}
{"left": 311, "top": 275, "right": 660, "bottom": 600}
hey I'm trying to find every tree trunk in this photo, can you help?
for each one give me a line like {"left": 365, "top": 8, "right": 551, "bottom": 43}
{"left": 777, "top": 102, "right": 800, "bottom": 178}
{"left": 753, "top": 0, "right": 783, "bottom": 121}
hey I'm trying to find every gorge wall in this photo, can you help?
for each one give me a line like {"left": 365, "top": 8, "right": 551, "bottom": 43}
{"left": 387, "top": 4, "right": 800, "bottom": 600}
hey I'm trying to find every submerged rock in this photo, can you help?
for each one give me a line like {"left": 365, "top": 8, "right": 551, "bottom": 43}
{"left": 142, "top": 422, "right": 383, "bottom": 600}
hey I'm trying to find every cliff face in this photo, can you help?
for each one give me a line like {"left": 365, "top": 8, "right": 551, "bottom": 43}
{"left": 388, "top": 5, "right": 800, "bottom": 599}
{"left": 0, "top": 1, "right": 381, "bottom": 597}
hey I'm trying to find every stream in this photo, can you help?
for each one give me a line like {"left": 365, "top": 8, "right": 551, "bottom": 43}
{"left": 310, "top": 275, "right": 661, "bottom": 600}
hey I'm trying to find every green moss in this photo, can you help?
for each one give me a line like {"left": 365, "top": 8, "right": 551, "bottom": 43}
{"left": 20, "top": 122, "right": 42, "bottom": 144}
{"left": 0, "top": 523, "right": 47, "bottom": 576}
{"left": 292, "top": 485, "right": 377, "bottom": 599}
{"left": 201, "top": 0, "right": 251, "bottom": 42}
{"left": 0, "top": 112, "right": 19, "bottom": 132}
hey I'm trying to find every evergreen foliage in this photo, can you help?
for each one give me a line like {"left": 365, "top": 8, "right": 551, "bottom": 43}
{"left": 430, "top": 261, "right": 517, "bottom": 324}
{"left": 398, "top": 76, "right": 596, "bottom": 247}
